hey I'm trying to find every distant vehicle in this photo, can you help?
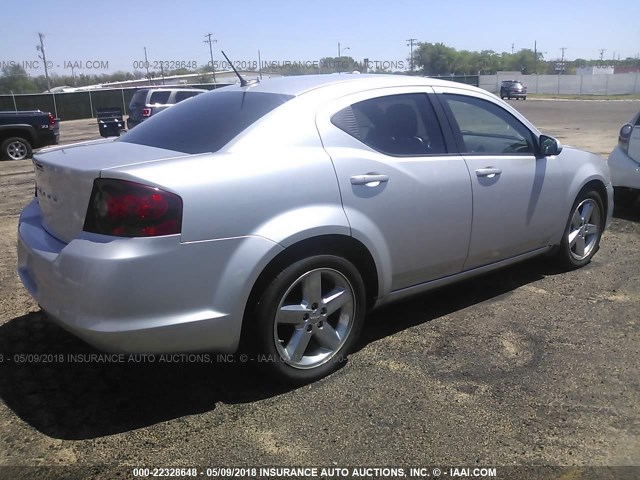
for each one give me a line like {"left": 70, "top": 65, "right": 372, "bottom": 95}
{"left": 127, "top": 87, "right": 207, "bottom": 129}
{"left": 500, "top": 80, "right": 527, "bottom": 100}
{"left": 608, "top": 111, "right": 640, "bottom": 206}
{"left": 18, "top": 74, "right": 612, "bottom": 384}
{"left": 97, "top": 107, "right": 126, "bottom": 138}
{"left": 0, "top": 110, "right": 59, "bottom": 160}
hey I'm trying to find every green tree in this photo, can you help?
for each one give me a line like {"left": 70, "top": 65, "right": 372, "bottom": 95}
{"left": 0, "top": 64, "right": 39, "bottom": 94}
{"left": 414, "top": 42, "right": 458, "bottom": 75}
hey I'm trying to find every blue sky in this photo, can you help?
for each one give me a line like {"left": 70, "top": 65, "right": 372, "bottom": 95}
{"left": 2, "top": 0, "right": 639, "bottom": 75}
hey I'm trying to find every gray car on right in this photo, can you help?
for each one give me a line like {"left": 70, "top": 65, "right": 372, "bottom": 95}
{"left": 609, "top": 110, "right": 640, "bottom": 206}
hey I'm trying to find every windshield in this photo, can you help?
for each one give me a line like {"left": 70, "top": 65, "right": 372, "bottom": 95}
{"left": 120, "top": 90, "right": 293, "bottom": 154}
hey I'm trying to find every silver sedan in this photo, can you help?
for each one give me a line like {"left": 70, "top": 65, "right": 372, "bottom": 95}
{"left": 17, "top": 74, "right": 613, "bottom": 383}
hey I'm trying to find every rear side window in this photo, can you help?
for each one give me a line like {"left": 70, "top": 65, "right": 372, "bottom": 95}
{"left": 149, "top": 91, "right": 172, "bottom": 104}
{"left": 120, "top": 91, "right": 293, "bottom": 154}
{"left": 175, "top": 91, "right": 202, "bottom": 102}
{"left": 332, "top": 93, "right": 446, "bottom": 156}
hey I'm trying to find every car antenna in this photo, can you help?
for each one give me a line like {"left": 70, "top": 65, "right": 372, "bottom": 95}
{"left": 221, "top": 51, "right": 258, "bottom": 87}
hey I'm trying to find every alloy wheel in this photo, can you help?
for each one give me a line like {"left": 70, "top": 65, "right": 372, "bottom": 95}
{"left": 568, "top": 198, "right": 601, "bottom": 261}
{"left": 273, "top": 268, "right": 355, "bottom": 369}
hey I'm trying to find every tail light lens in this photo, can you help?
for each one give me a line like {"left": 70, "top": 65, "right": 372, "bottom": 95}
{"left": 48, "top": 113, "right": 56, "bottom": 129}
{"left": 84, "top": 179, "right": 182, "bottom": 237}
{"left": 619, "top": 124, "right": 633, "bottom": 153}
{"left": 142, "top": 108, "right": 152, "bottom": 117}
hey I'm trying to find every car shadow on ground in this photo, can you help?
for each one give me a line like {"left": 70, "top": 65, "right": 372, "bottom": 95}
{"left": 0, "top": 257, "right": 562, "bottom": 440}
{"left": 357, "top": 257, "right": 558, "bottom": 350}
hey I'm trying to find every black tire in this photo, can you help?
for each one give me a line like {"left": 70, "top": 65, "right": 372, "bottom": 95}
{"left": 554, "top": 190, "right": 604, "bottom": 269}
{"left": 613, "top": 187, "right": 638, "bottom": 208}
{"left": 1, "top": 137, "right": 32, "bottom": 161}
{"left": 254, "top": 255, "right": 366, "bottom": 384}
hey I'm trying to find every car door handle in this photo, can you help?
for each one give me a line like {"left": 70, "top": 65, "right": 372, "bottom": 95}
{"left": 350, "top": 174, "right": 389, "bottom": 186}
{"left": 475, "top": 167, "right": 502, "bottom": 178}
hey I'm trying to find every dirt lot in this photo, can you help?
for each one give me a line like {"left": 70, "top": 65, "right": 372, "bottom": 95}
{"left": 0, "top": 100, "right": 639, "bottom": 479}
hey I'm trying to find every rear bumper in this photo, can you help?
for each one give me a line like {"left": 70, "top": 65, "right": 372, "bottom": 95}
{"left": 608, "top": 146, "right": 640, "bottom": 189}
{"left": 17, "top": 199, "right": 282, "bottom": 353}
{"left": 35, "top": 130, "right": 59, "bottom": 148}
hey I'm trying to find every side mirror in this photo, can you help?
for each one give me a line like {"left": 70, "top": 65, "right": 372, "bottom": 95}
{"left": 539, "top": 135, "right": 563, "bottom": 156}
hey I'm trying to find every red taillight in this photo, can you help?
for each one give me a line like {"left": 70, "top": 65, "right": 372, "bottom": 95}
{"left": 48, "top": 113, "right": 56, "bottom": 128}
{"left": 83, "top": 179, "right": 182, "bottom": 237}
{"left": 142, "top": 108, "right": 152, "bottom": 117}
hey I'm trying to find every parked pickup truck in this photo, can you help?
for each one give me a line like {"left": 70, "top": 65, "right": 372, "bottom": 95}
{"left": 0, "top": 110, "right": 60, "bottom": 160}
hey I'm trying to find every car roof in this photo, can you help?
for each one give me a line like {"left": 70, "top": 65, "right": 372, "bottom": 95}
{"left": 219, "top": 74, "right": 486, "bottom": 97}
{"left": 138, "top": 87, "right": 207, "bottom": 92}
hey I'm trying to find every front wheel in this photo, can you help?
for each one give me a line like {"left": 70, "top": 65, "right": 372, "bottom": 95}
{"left": 254, "top": 255, "right": 366, "bottom": 384}
{"left": 1, "top": 137, "right": 32, "bottom": 160}
{"left": 554, "top": 190, "right": 604, "bottom": 269}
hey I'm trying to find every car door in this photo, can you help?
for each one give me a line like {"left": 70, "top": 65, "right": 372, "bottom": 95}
{"left": 434, "top": 88, "right": 565, "bottom": 270}
{"left": 316, "top": 89, "right": 473, "bottom": 293}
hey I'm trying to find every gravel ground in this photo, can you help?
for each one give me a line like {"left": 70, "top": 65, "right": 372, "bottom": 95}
{"left": 0, "top": 100, "right": 638, "bottom": 480}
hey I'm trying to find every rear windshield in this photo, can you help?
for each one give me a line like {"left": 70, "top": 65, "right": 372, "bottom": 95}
{"left": 120, "top": 91, "right": 293, "bottom": 154}
{"left": 130, "top": 89, "right": 148, "bottom": 106}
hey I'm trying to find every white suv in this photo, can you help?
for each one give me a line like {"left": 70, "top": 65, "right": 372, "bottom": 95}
{"left": 127, "top": 87, "right": 207, "bottom": 128}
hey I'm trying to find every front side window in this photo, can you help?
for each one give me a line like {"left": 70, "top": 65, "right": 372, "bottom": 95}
{"left": 332, "top": 93, "right": 446, "bottom": 156}
{"left": 442, "top": 94, "right": 535, "bottom": 155}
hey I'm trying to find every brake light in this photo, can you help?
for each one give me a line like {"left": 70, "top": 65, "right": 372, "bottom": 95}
{"left": 48, "top": 113, "right": 56, "bottom": 128}
{"left": 619, "top": 123, "right": 633, "bottom": 154}
{"left": 83, "top": 179, "right": 182, "bottom": 237}
{"left": 142, "top": 108, "right": 152, "bottom": 117}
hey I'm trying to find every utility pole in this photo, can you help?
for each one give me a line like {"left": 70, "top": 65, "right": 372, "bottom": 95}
{"left": 204, "top": 33, "right": 217, "bottom": 84}
{"left": 406, "top": 38, "right": 417, "bottom": 72}
{"left": 36, "top": 33, "right": 51, "bottom": 92}
{"left": 560, "top": 47, "right": 567, "bottom": 74}
{"left": 599, "top": 49, "right": 606, "bottom": 62}
{"left": 534, "top": 40, "right": 537, "bottom": 74}
{"left": 144, "top": 47, "right": 151, "bottom": 84}
{"left": 511, "top": 43, "right": 515, "bottom": 54}
{"left": 337, "top": 42, "right": 349, "bottom": 73}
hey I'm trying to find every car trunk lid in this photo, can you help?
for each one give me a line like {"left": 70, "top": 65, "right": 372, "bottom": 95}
{"left": 33, "top": 139, "right": 188, "bottom": 244}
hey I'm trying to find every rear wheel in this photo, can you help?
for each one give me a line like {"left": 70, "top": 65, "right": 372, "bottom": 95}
{"left": 254, "top": 255, "right": 366, "bottom": 384}
{"left": 1, "top": 137, "right": 32, "bottom": 160}
{"left": 614, "top": 187, "right": 638, "bottom": 208}
{"left": 554, "top": 190, "right": 604, "bottom": 269}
